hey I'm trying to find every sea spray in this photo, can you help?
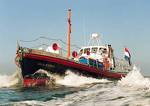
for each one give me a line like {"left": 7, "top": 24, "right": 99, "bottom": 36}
{"left": 0, "top": 69, "right": 22, "bottom": 88}
{"left": 34, "top": 69, "right": 111, "bottom": 87}
{"left": 56, "top": 70, "right": 111, "bottom": 87}
{"left": 118, "top": 65, "right": 150, "bottom": 90}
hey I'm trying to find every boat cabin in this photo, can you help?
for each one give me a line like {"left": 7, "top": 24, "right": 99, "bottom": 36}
{"left": 79, "top": 46, "right": 108, "bottom": 59}
{"left": 77, "top": 45, "right": 115, "bottom": 70}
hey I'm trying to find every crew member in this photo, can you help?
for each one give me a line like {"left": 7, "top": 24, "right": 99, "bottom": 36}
{"left": 103, "top": 58, "right": 110, "bottom": 71}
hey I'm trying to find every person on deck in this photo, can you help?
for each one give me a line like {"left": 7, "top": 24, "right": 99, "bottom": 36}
{"left": 103, "top": 58, "right": 110, "bottom": 71}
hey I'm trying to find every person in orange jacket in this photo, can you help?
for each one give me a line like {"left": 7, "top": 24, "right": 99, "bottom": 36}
{"left": 103, "top": 58, "right": 110, "bottom": 71}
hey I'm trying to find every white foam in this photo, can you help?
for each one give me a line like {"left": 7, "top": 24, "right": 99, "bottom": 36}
{"left": 35, "top": 69, "right": 50, "bottom": 76}
{"left": 13, "top": 100, "right": 45, "bottom": 106}
{"left": 118, "top": 65, "right": 150, "bottom": 90}
{"left": 56, "top": 70, "right": 111, "bottom": 87}
{"left": 0, "top": 70, "right": 21, "bottom": 88}
{"left": 12, "top": 67, "right": 150, "bottom": 106}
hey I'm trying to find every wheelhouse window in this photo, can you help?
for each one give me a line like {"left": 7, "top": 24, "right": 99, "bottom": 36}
{"left": 99, "top": 48, "right": 102, "bottom": 54}
{"left": 103, "top": 48, "right": 107, "bottom": 54}
{"left": 99, "top": 48, "right": 107, "bottom": 54}
{"left": 84, "top": 48, "right": 90, "bottom": 54}
{"left": 79, "top": 49, "right": 83, "bottom": 55}
{"left": 91, "top": 47, "right": 98, "bottom": 53}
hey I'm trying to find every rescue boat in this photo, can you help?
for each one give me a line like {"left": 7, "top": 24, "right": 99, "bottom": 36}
{"left": 15, "top": 9, "right": 131, "bottom": 87}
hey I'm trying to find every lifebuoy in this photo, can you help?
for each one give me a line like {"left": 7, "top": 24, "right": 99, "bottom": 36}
{"left": 72, "top": 51, "right": 78, "bottom": 58}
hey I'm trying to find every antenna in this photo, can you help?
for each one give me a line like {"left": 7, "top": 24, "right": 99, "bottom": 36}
{"left": 88, "top": 33, "right": 101, "bottom": 46}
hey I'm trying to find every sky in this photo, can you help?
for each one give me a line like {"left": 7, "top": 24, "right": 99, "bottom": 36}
{"left": 0, "top": 0, "right": 150, "bottom": 75}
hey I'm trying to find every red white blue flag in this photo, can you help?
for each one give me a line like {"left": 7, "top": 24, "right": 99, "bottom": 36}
{"left": 124, "top": 48, "right": 131, "bottom": 66}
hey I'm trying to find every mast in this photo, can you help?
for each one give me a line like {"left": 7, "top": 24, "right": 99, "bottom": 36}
{"left": 67, "top": 9, "right": 71, "bottom": 58}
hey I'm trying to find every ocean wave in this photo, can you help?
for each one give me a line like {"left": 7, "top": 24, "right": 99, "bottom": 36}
{"left": 0, "top": 69, "right": 22, "bottom": 88}
{"left": 56, "top": 70, "right": 111, "bottom": 87}
{"left": 118, "top": 65, "right": 150, "bottom": 90}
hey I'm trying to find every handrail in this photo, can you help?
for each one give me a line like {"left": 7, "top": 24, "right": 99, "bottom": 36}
{"left": 19, "top": 36, "right": 81, "bottom": 49}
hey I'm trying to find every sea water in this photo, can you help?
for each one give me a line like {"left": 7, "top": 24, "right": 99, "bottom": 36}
{"left": 0, "top": 66, "right": 150, "bottom": 106}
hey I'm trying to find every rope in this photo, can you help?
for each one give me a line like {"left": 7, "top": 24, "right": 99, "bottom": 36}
{"left": 19, "top": 36, "right": 81, "bottom": 49}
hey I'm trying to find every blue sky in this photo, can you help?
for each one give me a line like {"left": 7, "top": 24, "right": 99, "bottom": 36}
{"left": 0, "top": 0, "right": 150, "bottom": 75}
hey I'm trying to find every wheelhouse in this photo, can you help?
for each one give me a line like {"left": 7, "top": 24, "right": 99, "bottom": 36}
{"left": 79, "top": 46, "right": 108, "bottom": 56}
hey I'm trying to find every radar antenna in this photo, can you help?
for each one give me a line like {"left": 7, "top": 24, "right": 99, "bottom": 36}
{"left": 88, "top": 33, "right": 101, "bottom": 46}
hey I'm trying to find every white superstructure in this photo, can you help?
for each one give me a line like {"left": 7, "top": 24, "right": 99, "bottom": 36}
{"left": 77, "top": 33, "right": 116, "bottom": 70}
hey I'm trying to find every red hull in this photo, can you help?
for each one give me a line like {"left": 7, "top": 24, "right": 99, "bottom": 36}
{"left": 22, "top": 52, "right": 125, "bottom": 79}
{"left": 23, "top": 78, "right": 49, "bottom": 87}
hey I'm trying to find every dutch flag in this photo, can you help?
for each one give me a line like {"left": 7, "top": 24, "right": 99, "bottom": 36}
{"left": 124, "top": 48, "right": 131, "bottom": 66}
